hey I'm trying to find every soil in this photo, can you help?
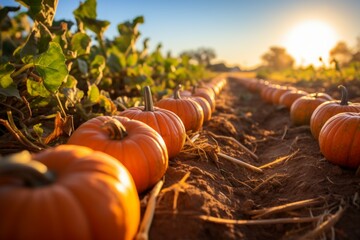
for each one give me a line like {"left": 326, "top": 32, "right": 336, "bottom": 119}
{"left": 142, "top": 74, "right": 360, "bottom": 240}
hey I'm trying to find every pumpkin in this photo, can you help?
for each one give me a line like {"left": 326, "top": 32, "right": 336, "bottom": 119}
{"left": 156, "top": 85, "right": 204, "bottom": 132}
{"left": 180, "top": 87, "right": 212, "bottom": 122}
{"left": 319, "top": 112, "right": 360, "bottom": 168}
{"left": 0, "top": 145, "right": 140, "bottom": 240}
{"left": 271, "top": 86, "right": 296, "bottom": 105}
{"left": 290, "top": 93, "right": 333, "bottom": 126}
{"left": 260, "top": 84, "right": 278, "bottom": 104}
{"left": 192, "top": 85, "right": 216, "bottom": 112}
{"left": 310, "top": 85, "right": 360, "bottom": 139}
{"left": 118, "top": 86, "right": 186, "bottom": 158}
{"left": 67, "top": 116, "right": 168, "bottom": 193}
{"left": 279, "top": 89, "right": 308, "bottom": 109}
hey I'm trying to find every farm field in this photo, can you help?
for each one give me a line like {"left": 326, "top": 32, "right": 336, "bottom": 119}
{"left": 145, "top": 73, "right": 360, "bottom": 240}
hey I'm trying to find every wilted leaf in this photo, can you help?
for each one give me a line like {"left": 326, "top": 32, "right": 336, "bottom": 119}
{"left": 0, "top": 6, "right": 21, "bottom": 23}
{"left": 16, "top": 0, "right": 58, "bottom": 26}
{"left": 34, "top": 42, "right": 69, "bottom": 92}
{"left": 82, "top": 17, "right": 110, "bottom": 37}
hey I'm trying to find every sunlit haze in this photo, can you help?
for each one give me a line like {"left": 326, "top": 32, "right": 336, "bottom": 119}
{"left": 283, "top": 20, "right": 339, "bottom": 67}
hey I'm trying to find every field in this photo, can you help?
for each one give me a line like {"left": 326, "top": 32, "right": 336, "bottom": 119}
{"left": 145, "top": 73, "right": 360, "bottom": 240}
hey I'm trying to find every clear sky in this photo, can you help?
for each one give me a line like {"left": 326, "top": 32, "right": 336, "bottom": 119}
{"left": 2, "top": 0, "right": 360, "bottom": 69}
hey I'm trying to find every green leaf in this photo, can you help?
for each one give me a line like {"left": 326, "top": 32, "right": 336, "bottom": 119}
{"left": 99, "top": 94, "right": 116, "bottom": 113}
{"left": 19, "top": 30, "right": 38, "bottom": 63}
{"left": 0, "top": 63, "right": 15, "bottom": 88}
{"left": 73, "top": 0, "right": 97, "bottom": 20}
{"left": 71, "top": 32, "right": 91, "bottom": 56}
{"left": 77, "top": 58, "right": 88, "bottom": 76}
{"left": 33, "top": 123, "right": 44, "bottom": 138}
{"left": 127, "top": 52, "right": 138, "bottom": 67}
{"left": 0, "top": 6, "right": 21, "bottom": 23}
{"left": 82, "top": 17, "right": 110, "bottom": 37}
{"left": 90, "top": 55, "right": 105, "bottom": 84}
{"left": 27, "top": 78, "right": 51, "bottom": 97}
{"left": 63, "top": 74, "right": 78, "bottom": 88}
{"left": 107, "top": 46, "right": 126, "bottom": 72}
{"left": 87, "top": 84, "right": 99, "bottom": 103}
{"left": 0, "top": 84, "right": 20, "bottom": 99}
{"left": 34, "top": 42, "right": 69, "bottom": 92}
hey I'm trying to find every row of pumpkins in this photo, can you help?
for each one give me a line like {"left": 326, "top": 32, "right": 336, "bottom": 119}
{"left": 0, "top": 77, "right": 227, "bottom": 240}
{"left": 237, "top": 78, "right": 360, "bottom": 169}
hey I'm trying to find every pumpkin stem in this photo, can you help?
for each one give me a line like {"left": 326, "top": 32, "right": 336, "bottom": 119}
{"left": 338, "top": 85, "right": 348, "bottom": 105}
{"left": 103, "top": 118, "right": 128, "bottom": 140}
{"left": 143, "top": 86, "right": 154, "bottom": 112}
{"left": 0, "top": 151, "right": 54, "bottom": 187}
{"left": 174, "top": 85, "right": 182, "bottom": 99}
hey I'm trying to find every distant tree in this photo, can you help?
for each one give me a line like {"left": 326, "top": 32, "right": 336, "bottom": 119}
{"left": 180, "top": 47, "right": 216, "bottom": 67}
{"left": 261, "top": 46, "right": 294, "bottom": 70}
{"left": 329, "top": 41, "right": 352, "bottom": 66}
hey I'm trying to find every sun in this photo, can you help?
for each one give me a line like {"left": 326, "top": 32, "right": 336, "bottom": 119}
{"left": 283, "top": 20, "right": 338, "bottom": 67}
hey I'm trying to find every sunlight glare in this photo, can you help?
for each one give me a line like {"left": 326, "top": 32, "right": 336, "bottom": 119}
{"left": 283, "top": 20, "right": 338, "bottom": 67}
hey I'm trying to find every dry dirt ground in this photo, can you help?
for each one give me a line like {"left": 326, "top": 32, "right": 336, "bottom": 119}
{"left": 143, "top": 74, "right": 360, "bottom": 240}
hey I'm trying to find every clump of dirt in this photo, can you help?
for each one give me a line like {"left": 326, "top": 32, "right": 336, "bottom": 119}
{"left": 143, "top": 75, "right": 360, "bottom": 240}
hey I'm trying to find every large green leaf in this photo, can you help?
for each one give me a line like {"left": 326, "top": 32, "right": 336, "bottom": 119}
{"left": 71, "top": 32, "right": 91, "bottom": 56}
{"left": 34, "top": 42, "right": 69, "bottom": 93}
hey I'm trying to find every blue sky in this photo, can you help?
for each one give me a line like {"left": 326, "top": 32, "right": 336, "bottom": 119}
{"left": 2, "top": 0, "right": 360, "bottom": 69}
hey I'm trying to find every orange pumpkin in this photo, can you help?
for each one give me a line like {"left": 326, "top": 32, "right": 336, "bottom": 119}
{"left": 67, "top": 116, "right": 168, "bottom": 193}
{"left": 119, "top": 86, "right": 186, "bottom": 158}
{"left": 319, "top": 112, "right": 360, "bottom": 168}
{"left": 156, "top": 85, "right": 204, "bottom": 132}
{"left": 290, "top": 93, "right": 333, "bottom": 126}
{"left": 260, "top": 84, "right": 278, "bottom": 104}
{"left": 180, "top": 87, "right": 212, "bottom": 122}
{"left": 310, "top": 85, "right": 360, "bottom": 139}
{"left": 192, "top": 85, "right": 216, "bottom": 112}
{"left": 0, "top": 145, "right": 140, "bottom": 240}
{"left": 279, "top": 89, "right": 308, "bottom": 109}
{"left": 271, "top": 86, "right": 296, "bottom": 105}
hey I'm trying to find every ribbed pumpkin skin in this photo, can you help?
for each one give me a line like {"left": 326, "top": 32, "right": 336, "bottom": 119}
{"left": 319, "top": 112, "right": 360, "bottom": 168}
{"left": 156, "top": 97, "right": 204, "bottom": 132}
{"left": 0, "top": 145, "right": 140, "bottom": 240}
{"left": 119, "top": 106, "right": 186, "bottom": 158}
{"left": 67, "top": 116, "right": 168, "bottom": 193}
{"left": 271, "top": 86, "right": 295, "bottom": 105}
{"left": 310, "top": 101, "right": 360, "bottom": 139}
{"left": 193, "top": 87, "right": 216, "bottom": 112}
{"left": 290, "top": 94, "right": 333, "bottom": 126}
{"left": 190, "top": 96, "right": 212, "bottom": 122}
{"left": 279, "top": 90, "right": 308, "bottom": 109}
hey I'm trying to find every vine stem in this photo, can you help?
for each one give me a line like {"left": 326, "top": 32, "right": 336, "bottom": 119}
{"left": 54, "top": 92, "right": 67, "bottom": 118}
{"left": 102, "top": 118, "right": 128, "bottom": 140}
{"left": 11, "top": 63, "right": 33, "bottom": 78}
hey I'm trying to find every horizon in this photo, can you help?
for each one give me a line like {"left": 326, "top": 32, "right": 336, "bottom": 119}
{"left": 2, "top": 0, "right": 360, "bottom": 69}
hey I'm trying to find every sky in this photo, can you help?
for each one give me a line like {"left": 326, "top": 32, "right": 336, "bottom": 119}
{"left": 2, "top": 0, "right": 360, "bottom": 69}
